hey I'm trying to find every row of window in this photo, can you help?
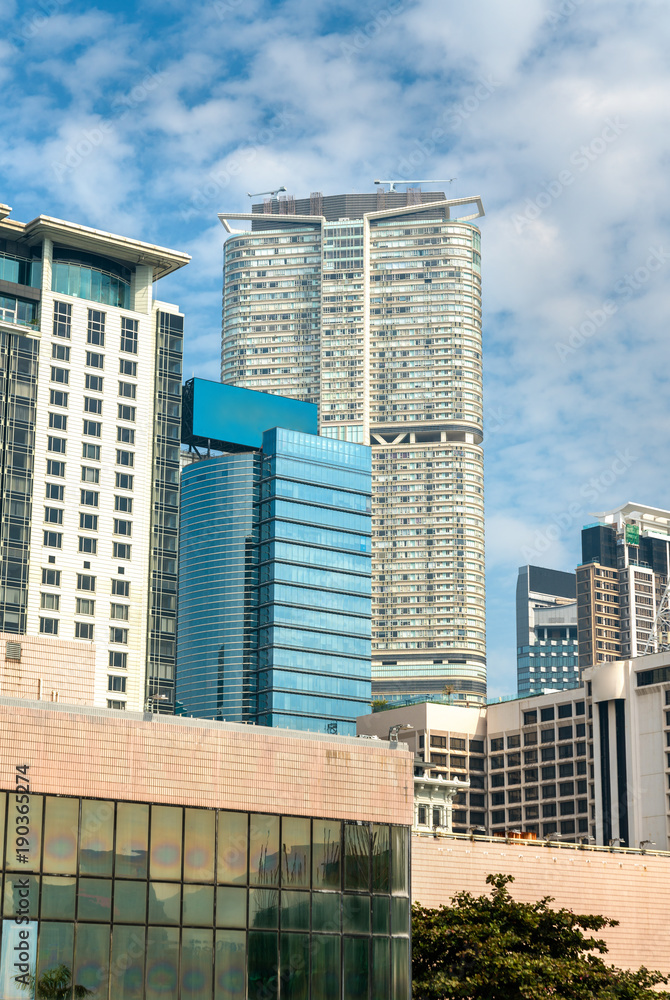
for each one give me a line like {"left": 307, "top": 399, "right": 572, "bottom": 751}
{"left": 491, "top": 779, "right": 589, "bottom": 803}
{"left": 44, "top": 509, "right": 132, "bottom": 534}
{"left": 46, "top": 484, "right": 132, "bottom": 513}
{"left": 40, "top": 571, "right": 129, "bottom": 597}
{"left": 53, "top": 302, "right": 138, "bottom": 354}
{"left": 39, "top": 618, "right": 129, "bottom": 643}
{"left": 47, "top": 463, "right": 134, "bottom": 489}
{"left": 50, "top": 389, "right": 136, "bottom": 422}
{"left": 490, "top": 761, "right": 589, "bottom": 786}
{"left": 51, "top": 364, "right": 138, "bottom": 399}
{"left": 49, "top": 407, "right": 137, "bottom": 431}
{"left": 40, "top": 594, "right": 129, "bottom": 619}
{"left": 43, "top": 533, "right": 132, "bottom": 558}
{"left": 51, "top": 339, "right": 137, "bottom": 377}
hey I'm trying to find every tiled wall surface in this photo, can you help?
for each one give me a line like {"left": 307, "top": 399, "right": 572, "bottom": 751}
{"left": 0, "top": 700, "right": 414, "bottom": 825}
{"left": 0, "top": 633, "right": 95, "bottom": 703}
{"left": 412, "top": 834, "right": 670, "bottom": 972}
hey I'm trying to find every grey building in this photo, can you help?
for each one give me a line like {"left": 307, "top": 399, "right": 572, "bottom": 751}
{"left": 516, "top": 565, "right": 578, "bottom": 696}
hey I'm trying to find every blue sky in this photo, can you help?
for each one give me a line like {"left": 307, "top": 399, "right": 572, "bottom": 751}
{"left": 3, "top": 0, "right": 670, "bottom": 695}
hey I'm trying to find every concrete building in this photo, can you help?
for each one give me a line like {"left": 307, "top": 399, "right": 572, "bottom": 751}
{"left": 0, "top": 202, "right": 189, "bottom": 713}
{"left": 0, "top": 696, "right": 412, "bottom": 999}
{"left": 516, "top": 565, "right": 578, "bottom": 696}
{"left": 218, "top": 190, "right": 487, "bottom": 710}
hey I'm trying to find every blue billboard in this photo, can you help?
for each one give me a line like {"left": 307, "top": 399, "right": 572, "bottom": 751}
{"left": 181, "top": 378, "right": 317, "bottom": 452}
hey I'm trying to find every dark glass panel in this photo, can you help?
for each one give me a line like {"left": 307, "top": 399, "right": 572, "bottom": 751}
{"left": 41, "top": 876, "right": 76, "bottom": 920}
{"left": 248, "top": 931, "right": 278, "bottom": 1000}
{"left": 343, "top": 893, "right": 370, "bottom": 934}
{"left": 281, "top": 932, "right": 309, "bottom": 1000}
{"left": 74, "top": 922, "right": 109, "bottom": 996}
{"left": 113, "top": 880, "right": 147, "bottom": 924}
{"left": 184, "top": 808, "right": 215, "bottom": 883}
{"left": 216, "top": 887, "right": 247, "bottom": 928}
{"left": 281, "top": 817, "right": 310, "bottom": 888}
{"left": 7, "top": 793, "right": 42, "bottom": 872}
{"left": 43, "top": 797, "right": 79, "bottom": 874}
{"left": 249, "top": 815, "right": 280, "bottom": 886}
{"left": 80, "top": 799, "right": 114, "bottom": 876}
{"left": 371, "top": 895, "right": 390, "bottom": 936}
{"left": 217, "top": 812, "right": 248, "bottom": 885}
{"left": 215, "top": 929, "right": 246, "bottom": 1000}
{"left": 146, "top": 926, "right": 179, "bottom": 1000}
{"left": 310, "top": 934, "right": 340, "bottom": 1000}
{"left": 249, "top": 888, "right": 279, "bottom": 928}
{"left": 371, "top": 825, "right": 390, "bottom": 893}
{"left": 110, "top": 925, "right": 145, "bottom": 1000}
{"left": 3, "top": 874, "right": 39, "bottom": 918}
{"left": 182, "top": 884, "right": 214, "bottom": 926}
{"left": 78, "top": 877, "right": 112, "bottom": 921}
{"left": 391, "top": 895, "right": 410, "bottom": 936}
{"left": 311, "top": 892, "right": 340, "bottom": 933}
{"left": 115, "top": 803, "right": 149, "bottom": 879}
{"left": 312, "top": 820, "right": 341, "bottom": 890}
{"left": 343, "top": 936, "right": 369, "bottom": 1000}
{"left": 36, "top": 921, "right": 74, "bottom": 980}
{"left": 371, "top": 936, "right": 391, "bottom": 1000}
{"left": 281, "top": 890, "right": 310, "bottom": 930}
{"left": 181, "top": 927, "right": 214, "bottom": 1000}
{"left": 391, "top": 827, "right": 409, "bottom": 895}
{"left": 344, "top": 823, "right": 370, "bottom": 891}
{"left": 392, "top": 936, "right": 410, "bottom": 998}
{"left": 148, "top": 882, "right": 181, "bottom": 925}
{"left": 150, "top": 805, "right": 183, "bottom": 881}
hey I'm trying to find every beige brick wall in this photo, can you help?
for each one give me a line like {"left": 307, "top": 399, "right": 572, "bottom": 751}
{"left": 412, "top": 834, "right": 670, "bottom": 973}
{"left": 0, "top": 700, "right": 414, "bottom": 825}
{"left": 0, "top": 634, "right": 95, "bottom": 704}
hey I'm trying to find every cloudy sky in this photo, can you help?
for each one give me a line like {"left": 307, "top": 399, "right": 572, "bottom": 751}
{"left": 2, "top": 0, "right": 669, "bottom": 695}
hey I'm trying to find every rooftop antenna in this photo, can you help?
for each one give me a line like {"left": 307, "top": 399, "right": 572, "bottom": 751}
{"left": 247, "top": 186, "right": 287, "bottom": 198}
{"left": 374, "top": 178, "right": 457, "bottom": 192}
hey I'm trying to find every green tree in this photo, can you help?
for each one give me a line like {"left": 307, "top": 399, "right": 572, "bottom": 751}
{"left": 412, "top": 873, "right": 669, "bottom": 999}
{"left": 370, "top": 698, "right": 389, "bottom": 712}
{"left": 19, "top": 964, "right": 93, "bottom": 999}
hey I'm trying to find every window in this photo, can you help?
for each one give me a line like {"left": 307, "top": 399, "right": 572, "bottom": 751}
{"left": 417, "top": 805, "right": 427, "bottom": 825}
{"left": 490, "top": 737, "right": 504, "bottom": 752}
{"left": 81, "top": 466, "right": 100, "bottom": 484}
{"left": 469, "top": 739, "right": 484, "bottom": 754}
{"left": 84, "top": 397, "right": 103, "bottom": 414}
{"left": 523, "top": 710, "right": 537, "bottom": 725}
{"left": 541, "top": 765, "right": 556, "bottom": 780}
{"left": 118, "top": 381, "right": 137, "bottom": 399}
{"left": 117, "top": 426, "right": 135, "bottom": 444}
{"left": 46, "top": 483, "right": 64, "bottom": 501}
{"left": 44, "top": 507, "right": 63, "bottom": 525}
{"left": 507, "top": 753, "right": 521, "bottom": 768}
{"left": 558, "top": 744, "right": 573, "bottom": 759}
{"left": 51, "top": 343, "right": 70, "bottom": 361}
{"left": 116, "top": 450, "right": 134, "bottom": 467}
{"left": 558, "top": 762, "right": 574, "bottom": 778}
{"left": 50, "top": 366, "right": 69, "bottom": 384}
{"left": 430, "top": 753, "right": 447, "bottom": 767}
{"left": 110, "top": 603, "right": 129, "bottom": 620}
{"left": 469, "top": 757, "right": 485, "bottom": 771}
{"left": 542, "top": 803, "right": 557, "bottom": 817}
{"left": 114, "top": 496, "right": 133, "bottom": 514}
{"left": 558, "top": 725, "right": 573, "bottom": 741}
{"left": 541, "top": 728, "right": 555, "bottom": 743}
{"left": 75, "top": 622, "right": 95, "bottom": 640}
{"left": 121, "top": 316, "right": 138, "bottom": 353}
{"left": 559, "top": 800, "right": 574, "bottom": 816}
{"left": 117, "top": 404, "right": 136, "bottom": 422}
{"left": 48, "top": 412, "right": 67, "bottom": 430}
{"left": 49, "top": 389, "right": 68, "bottom": 407}
{"left": 524, "top": 749, "right": 538, "bottom": 764}
{"left": 80, "top": 490, "right": 99, "bottom": 506}
{"left": 525, "top": 805, "right": 539, "bottom": 820}
{"left": 78, "top": 537, "right": 97, "bottom": 554}
{"left": 113, "top": 542, "right": 131, "bottom": 560}
{"left": 86, "top": 351, "right": 104, "bottom": 369}
{"left": 115, "top": 473, "right": 133, "bottom": 490}
{"left": 87, "top": 309, "right": 105, "bottom": 346}
{"left": 40, "top": 617, "right": 59, "bottom": 635}
{"left": 109, "top": 650, "right": 127, "bottom": 669}
{"left": 107, "top": 700, "right": 126, "bottom": 710}
{"left": 575, "top": 701, "right": 585, "bottom": 715}
{"left": 490, "top": 774, "right": 504, "bottom": 788}
{"left": 491, "top": 792, "right": 505, "bottom": 806}
{"left": 576, "top": 742, "right": 587, "bottom": 757}
{"left": 559, "top": 781, "right": 574, "bottom": 797}
{"left": 430, "top": 736, "right": 447, "bottom": 748}
{"left": 77, "top": 574, "right": 96, "bottom": 592}
{"left": 491, "top": 810, "right": 505, "bottom": 826}
{"left": 490, "top": 755, "right": 504, "bottom": 770}
{"left": 507, "top": 808, "right": 522, "bottom": 823}
{"left": 76, "top": 598, "right": 95, "bottom": 615}
{"left": 507, "top": 789, "right": 522, "bottom": 804}
{"left": 85, "top": 373, "right": 103, "bottom": 392}
{"left": 119, "top": 359, "right": 137, "bottom": 377}
{"left": 507, "top": 771, "right": 522, "bottom": 785}
{"left": 524, "top": 768, "right": 538, "bottom": 783}
{"left": 112, "top": 579, "right": 130, "bottom": 597}
{"left": 541, "top": 747, "right": 556, "bottom": 762}
{"left": 79, "top": 513, "right": 98, "bottom": 531}
{"left": 83, "top": 420, "right": 102, "bottom": 437}
{"left": 558, "top": 703, "right": 573, "bottom": 719}
{"left": 42, "top": 569, "right": 61, "bottom": 586}
{"left": 43, "top": 531, "right": 62, "bottom": 548}
{"left": 46, "top": 460, "right": 65, "bottom": 477}
{"left": 541, "top": 784, "right": 556, "bottom": 798}
{"left": 110, "top": 627, "right": 128, "bottom": 644}
{"left": 576, "top": 723, "right": 586, "bottom": 738}
{"left": 507, "top": 734, "right": 520, "bottom": 748}
{"left": 450, "top": 738, "right": 466, "bottom": 751}
{"left": 560, "top": 820, "right": 575, "bottom": 836}
{"left": 40, "top": 593, "right": 60, "bottom": 611}
{"left": 540, "top": 707, "right": 555, "bottom": 722}
{"left": 48, "top": 436, "right": 66, "bottom": 454}
{"left": 114, "top": 519, "right": 132, "bottom": 536}
{"left": 450, "top": 755, "right": 466, "bottom": 769}
{"left": 53, "top": 301, "right": 72, "bottom": 339}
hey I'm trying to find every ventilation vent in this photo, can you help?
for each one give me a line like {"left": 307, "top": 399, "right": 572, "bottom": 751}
{"left": 6, "top": 641, "right": 21, "bottom": 661}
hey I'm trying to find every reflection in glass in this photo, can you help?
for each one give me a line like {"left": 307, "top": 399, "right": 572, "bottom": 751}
{"left": 217, "top": 812, "right": 248, "bottom": 885}
{"left": 249, "top": 815, "right": 279, "bottom": 886}
{"left": 343, "top": 936, "right": 369, "bottom": 1000}
{"left": 371, "top": 895, "right": 390, "bottom": 936}
{"left": 343, "top": 894, "right": 370, "bottom": 934}
{"left": 80, "top": 799, "right": 114, "bottom": 876}
{"left": 148, "top": 882, "right": 181, "bottom": 925}
{"left": 182, "top": 884, "right": 214, "bottom": 926}
{"left": 344, "top": 823, "right": 370, "bottom": 891}
{"left": 371, "top": 825, "right": 390, "bottom": 893}
{"left": 371, "top": 936, "right": 391, "bottom": 1000}
{"left": 114, "top": 880, "right": 147, "bottom": 923}
{"left": 181, "top": 927, "right": 213, "bottom": 999}
{"left": 215, "top": 929, "right": 245, "bottom": 1000}
{"left": 281, "top": 932, "right": 309, "bottom": 1000}
{"left": 74, "top": 921, "right": 109, "bottom": 995}
{"left": 150, "top": 805, "right": 183, "bottom": 881}
{"left": 248, "top": 931, "right": 278, "bottom": 1000}
{"left": 111, "top": 925, "right": 145, "bottom": 1000}
{"left": 281, "top": 890, "right": 310, "bottom": 930}
{"left": 312, "top": 820, "right": 341, "bottom": 889}
{"left": 77, "top": 877, "right": 112, "bottom": 921}
{"left": 146, "top": 926, "right": 179, "bottom": 1000}
{"left": 3, "top": 874, "right": 39, "bottom": 918}
{"left": 43, "top": 796, "right": 79, "bottom": 874}
{"left": 184, "top": 808, "right": 215, "bottom": 882}
{"left": 281, "top": 817, "right": 310, "bottom": 887}
{"left": 7, "top": 794, "right": 43, "bottom": 872}
{"left": 391, "top": 827, "right": 409, "bottom": 896}
{"left": 216, "top": 887, "right": 247, "bottom": 928}
{"left": 116, "top": 802, "right": 149, "bottom": 879}
{"left": 249, "top": 888, "right": 278, "bottom": 928}
{"left": 36, "top": 921, "right": 74, "bottom": 980}
{"left": 392, "top": 936, "right": 410, "bottom": 998}
{"left": 310, "top": 934, "right": 340, "bottom": 1000}
{"left": 391, "top": 895, "right": 410, "bottom": 936}
{"left": 312, "top": 892, "right": 340, "bottom": 933}
{"left": 41, "top": 876, "right": 76, "bottom": 920}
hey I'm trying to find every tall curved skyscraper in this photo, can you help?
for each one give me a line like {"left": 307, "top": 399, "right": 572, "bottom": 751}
{"left": 219, "top": 190, "right": 486, "bottom": 706}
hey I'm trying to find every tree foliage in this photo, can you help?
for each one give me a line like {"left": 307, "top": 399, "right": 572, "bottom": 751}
{"left": 412, "top": 873, "right": 669, "bottom": 999}
{"left": 19, "top": 964, "right": 93, "bottom": 999}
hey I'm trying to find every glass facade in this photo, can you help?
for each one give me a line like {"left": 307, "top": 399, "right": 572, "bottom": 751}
{"left": 0, "top": 793, "right": 410, "bottom": 999}
{"left": 51, "top": 261, "right": 131, "bottom": 310}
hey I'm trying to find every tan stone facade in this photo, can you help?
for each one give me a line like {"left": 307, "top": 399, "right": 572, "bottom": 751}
{"left": 0, "top": 632, "right": 95, "bottom": 704}
{"left": 412, "top": 834, "right": 670, "bottom": 972}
